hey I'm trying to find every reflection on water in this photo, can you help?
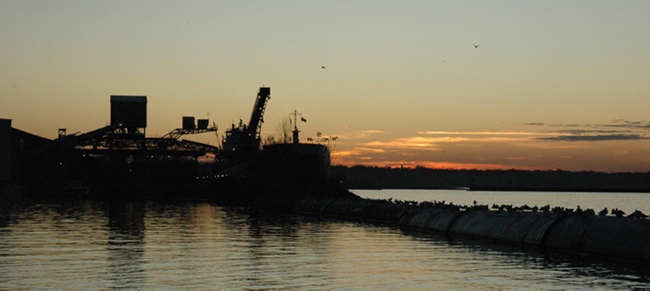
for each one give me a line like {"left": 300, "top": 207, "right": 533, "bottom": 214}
{"left": 405, "top": 228, "right": 650, "bottom": 290}
{"left": 107, "top": 200, "right": 145, "bottom": 289}
{"left": 1, "top": 192, "right": 649, "bottom": 290}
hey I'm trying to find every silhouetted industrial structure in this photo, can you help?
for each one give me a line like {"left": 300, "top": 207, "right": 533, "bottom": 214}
{"left": 1, "top": 87, "right": 339, "bottom": 202}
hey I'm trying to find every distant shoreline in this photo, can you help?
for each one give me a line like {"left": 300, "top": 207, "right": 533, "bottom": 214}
{"left": 332, "top": 165, "right": 650, "bottom": 193}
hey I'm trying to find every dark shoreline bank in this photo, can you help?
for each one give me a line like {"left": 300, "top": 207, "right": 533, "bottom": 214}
{"left": 332, "top": 166, "right": 650, "bottom": 193}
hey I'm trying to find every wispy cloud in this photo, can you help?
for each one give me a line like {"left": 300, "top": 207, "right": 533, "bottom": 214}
{"left": 535, "top": 134, "right": 648, "bottom": 142}
{"left": 522, "top": 119, "right": 649, "bottom": 142}
{"left": 335, "top": 129, "right": 387, "bottom": 140}
{"left": 523, "top": 119, "right": 650, "bottom": 130}
{"left": 608, "top": 119, "right": 650, "bottom": 130}
{"left": 364, "top": 137, "right": 450, "bottom": 150}
{"left": 554, "top": 129, "right": 626, "bottom": 135}
{"left": 419, "top": 131, "right": 543, "bottom": 136}
{"left": 352, "top": 147, "right": 386, "bottom": 154}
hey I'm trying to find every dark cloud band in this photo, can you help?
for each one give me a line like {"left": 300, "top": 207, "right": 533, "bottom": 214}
{"left": 536, "top": 134, "right": 647, "bottom": 142}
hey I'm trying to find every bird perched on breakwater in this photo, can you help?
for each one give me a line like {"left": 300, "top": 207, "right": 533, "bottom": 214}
{"left": 575, "top": 205, "right": 583, "bottom": 215}
{"left": 612, "top": 208, "right": 626, "bottom": 218}
{"left": 540, "top": 205, "right": 551, "bottom": 213}
{"left": 598, "top": 208, "right": 608, "bottom": 216}
{"left": 628, "top": 210, "right": 647, "bottom": 219}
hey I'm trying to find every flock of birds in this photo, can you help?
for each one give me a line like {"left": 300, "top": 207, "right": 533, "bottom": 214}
{"left": 378, "top": 198, "right": 648, "bottom": 219}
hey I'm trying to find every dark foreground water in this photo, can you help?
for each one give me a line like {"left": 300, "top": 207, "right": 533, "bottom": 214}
{"left": 1, "top": 190, "right": 649, "bottom": 290}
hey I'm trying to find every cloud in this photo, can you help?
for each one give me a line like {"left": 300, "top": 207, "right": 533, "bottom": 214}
{"left": 331, "top": 150, "right": 354, "bottom": 157}
{"left": 523, "top": 119, "right": 650, "bottom": 131}
{"left": 555, "top": 129, "right": 625, "bottom": 134}
{"left": 419, "top": 131, "right": 541, "bottom": 136}
{"left": 506, "top": 156, "right": 528, "bottom": 161}
{"left": 517, "top": 119, "right": 650, "bottom": 142}
{"left": 363, "top": 136, "right": 485, "bottom": 150}
{"left": 608, "top": 119, "right": 650, "bottom": 130}
{"left": 536, "top": 134, "right": 647, "bottom": 142}
{"left": 352, "top": 147, "right": 386, "bottom": 154}
{"left": 335, "top": 129, "right": 387, "bottom": 140}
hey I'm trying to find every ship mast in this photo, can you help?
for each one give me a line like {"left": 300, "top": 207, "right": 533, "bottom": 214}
{"left": 289, "top": 110, "right": 302, "bottom": 145}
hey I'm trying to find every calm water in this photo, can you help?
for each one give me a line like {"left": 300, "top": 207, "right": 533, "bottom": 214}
{"left": 1, "top": 190, "right": 649, "bottom": 290}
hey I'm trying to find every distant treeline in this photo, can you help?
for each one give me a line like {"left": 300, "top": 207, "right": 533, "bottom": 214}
{"left": 330, "top": 165, "right": 650, "bottom": 192}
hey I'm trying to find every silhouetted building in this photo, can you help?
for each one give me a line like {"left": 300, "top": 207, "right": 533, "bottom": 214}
{"left": 110, "top": 95, "right": 147, "bottom": 130}
{"left": 183, "top": 116, "right": 196, "bottom": 130}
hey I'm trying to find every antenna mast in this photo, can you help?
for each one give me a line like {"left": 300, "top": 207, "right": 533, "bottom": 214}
{"left": 289, "top": 110, "right": 302, "bottom": 144}
{"left": 290, "top": 110, "right": 302, "bottom": 130}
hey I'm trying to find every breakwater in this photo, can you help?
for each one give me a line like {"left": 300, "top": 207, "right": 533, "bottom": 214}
{"left": 296, "top": 196, "right": 650, "bottom": 263}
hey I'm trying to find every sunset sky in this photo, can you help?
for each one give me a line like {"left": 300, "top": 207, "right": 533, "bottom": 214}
{"left": 2, "top": 1, "right": 650, "bottom": 172}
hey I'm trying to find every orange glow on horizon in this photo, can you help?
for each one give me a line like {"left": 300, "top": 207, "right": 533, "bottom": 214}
{"left": 333, "top": 160, "right": 545, "bottom": 171}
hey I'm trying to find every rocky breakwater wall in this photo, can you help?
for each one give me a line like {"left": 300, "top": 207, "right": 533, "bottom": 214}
{"left": 296, "top": 196, "right": 650, "bottom": 262}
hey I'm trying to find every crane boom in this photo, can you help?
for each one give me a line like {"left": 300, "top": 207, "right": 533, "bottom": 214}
{"left": 245, "top": 87, "right": 270, "bottom": 147}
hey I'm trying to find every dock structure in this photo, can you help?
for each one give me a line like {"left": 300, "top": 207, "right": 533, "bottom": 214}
{"left": 1, "top": 94, "right": 219, "bottom": 195}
